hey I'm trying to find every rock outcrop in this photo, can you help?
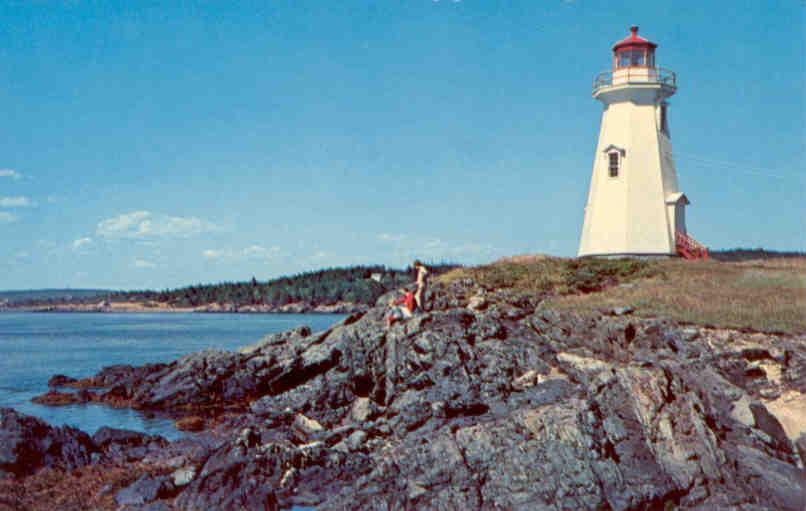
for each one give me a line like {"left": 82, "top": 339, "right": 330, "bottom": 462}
{"left": 0, "top": 408, "right": 95, "bottom": 478}
{"left": 19, "top": 279, "right": 806, "bottom": 510}
{"left": 0, "top": 410, "right": 170, "bottom": 481}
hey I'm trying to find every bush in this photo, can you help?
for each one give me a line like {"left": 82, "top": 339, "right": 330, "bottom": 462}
{"left": 563, "top": 258, "right": 651, "bottom": 293}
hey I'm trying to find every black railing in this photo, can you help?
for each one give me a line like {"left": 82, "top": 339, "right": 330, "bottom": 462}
{"left": 592, "top": 67, "right": 676, "bottom": 93}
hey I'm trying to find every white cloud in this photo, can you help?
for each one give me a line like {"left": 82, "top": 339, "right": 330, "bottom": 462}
{"left": 96, "top": 211, "right": 218, "bottom": 240}
{"left": 97, "top": 211, "right": 150, "bottom": 238}
{"left": 419, "top": 239, "right": 496, "bottom": 261}
{"left": 0, "top": 169, "right": 21, "bottom": 180}
{"left": 203, "top": 245, "right": 280, "bottom": 261}
{"left": 72, "top": 237, "right": 93, "bottom": 250}
{"left": 0, "top": 196, "right": 34, "bottom": 208}
{"left": 378, "top": 233, "right": 406, "bottom": 242}
{"left": 0, "top": 212, "right": 17, "bottom": 223}
{"left": 383, "top": 234, "right": 496, "bottom": 265}
{"left": 134, "top": 259, "right": 156, "bottom": 269}
{"left": 243, "top": 245, "right": 280, "bottom": 258}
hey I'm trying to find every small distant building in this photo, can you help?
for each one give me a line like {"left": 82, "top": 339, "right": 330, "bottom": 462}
{"left": 370, "top": 273, "right": 383, "bottom": 283}
{"left": 578, "top": 27, "right": 707, "bottom": 259}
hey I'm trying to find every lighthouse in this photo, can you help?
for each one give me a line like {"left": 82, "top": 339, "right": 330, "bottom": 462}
{"left": 578, "top": 26, "right": 706, "bottom": 259}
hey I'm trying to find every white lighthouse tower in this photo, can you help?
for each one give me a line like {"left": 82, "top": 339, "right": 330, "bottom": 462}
{"left": 578, "top": 26, "right": 706, "bottom": 259}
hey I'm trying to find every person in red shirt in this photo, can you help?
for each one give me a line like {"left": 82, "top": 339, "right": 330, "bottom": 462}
{"left": 386, "top": 289, "right": 416, "bottom": 327}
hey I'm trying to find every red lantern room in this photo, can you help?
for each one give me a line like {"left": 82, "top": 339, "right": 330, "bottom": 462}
{"left": 612, "top": 26, "right": 656, "bottom": 70}
{"left": 593, "top": 26, "right": 675, "bottom": 95}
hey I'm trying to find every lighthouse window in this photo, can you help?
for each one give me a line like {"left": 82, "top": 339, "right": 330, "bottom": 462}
{"left": 608, "top": 152, "right": 619, "bottom": 177}
{"left": 660, "top": 104, "right": 669, "bottom": 135}
{"left": 617, "top": 52, "right": 631, "bottom": 67}
{"left": 618, "top": 53, "right": 628, "bottom": 67}
{"left": 617, "top": 50, "right": 645, "bottom": 68}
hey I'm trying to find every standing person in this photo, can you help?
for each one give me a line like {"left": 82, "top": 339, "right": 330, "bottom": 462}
{"left": 413, "top": 260, "right": 429, "bottom": 311}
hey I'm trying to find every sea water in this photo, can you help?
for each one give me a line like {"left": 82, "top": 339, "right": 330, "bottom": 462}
{"left": 0, "top": 312, "right": 344, "bottom": 440}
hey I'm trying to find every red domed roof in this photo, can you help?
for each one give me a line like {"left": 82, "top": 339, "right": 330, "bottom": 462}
{"left": 613, "top": 26, "right": 657, "bottom": 51}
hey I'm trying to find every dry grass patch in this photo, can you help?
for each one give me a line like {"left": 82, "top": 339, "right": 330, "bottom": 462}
{"left": 438, "top": 255, "right": 658, "bottom": 295}
{"left": 545, "top": 258, "right": 806, "bottom": 334}
{"left": 438, "top": 255, "right": 806, "bottom": 334}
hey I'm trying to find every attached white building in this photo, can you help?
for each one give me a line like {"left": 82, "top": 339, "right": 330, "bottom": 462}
{"left": 578, "top": 27, "right": 704, "bottom": 258}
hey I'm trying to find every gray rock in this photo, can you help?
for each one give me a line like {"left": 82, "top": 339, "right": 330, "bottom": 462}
{"left": 239, "top": 325, "right": 312, "bottom": 354}
{"left": 92, "top": 426, "right": 164, "bottom": 450}
{"left": 750, "top": 402, "right": 791, "bottom": 449}
{"left": 346, "top": 430, "right": 367, "bottom": 451}
{"left": 467, "top": 294, "right": 488, "bottom": 311}
{"left": 0, "top": 408, "right": 95, "bottom": 477}
{"left": 511, "top": 369, "right": 541, "bottom": 390}
{"left": 140, "top": 502, "right": 172, "bottom": 511}
{"left": 293, "top": 414, "right": 324, "bottom": 438}
{"left": 350, "top": 397, "right": 372, "bottom": 423}
{"left": 174, "top": 441, "right": 282, "bottom": 511}
{"left": 732, "top": 445, "right": 805, "bottom": 511}
{"left": 115, "top": 474, "right": 174, "bottom": 506}
{"left": 172, "top": 466, "right": 196, "bottom": 487}
{"left": 47, "top": 374, "right": 77, "bottom": 387}
{"left": 795, "top": 433, "right": 806, "bottom": 468}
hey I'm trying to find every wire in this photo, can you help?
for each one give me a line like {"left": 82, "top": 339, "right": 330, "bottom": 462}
{"left": 676, "top": 153, "right": 805, "bottom": 181}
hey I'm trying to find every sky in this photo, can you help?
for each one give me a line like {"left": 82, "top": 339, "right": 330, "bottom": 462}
{"left": 0, "top": 0, "right": 804, "bottom": 290}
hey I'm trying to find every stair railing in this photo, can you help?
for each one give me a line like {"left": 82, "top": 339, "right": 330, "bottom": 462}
{"left": 675, "top": 232, "right": 709, "bottom": 260}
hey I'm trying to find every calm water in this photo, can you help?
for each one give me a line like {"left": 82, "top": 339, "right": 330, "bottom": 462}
{"left": 0, "top": 312, "right": 344, "bottom": 440}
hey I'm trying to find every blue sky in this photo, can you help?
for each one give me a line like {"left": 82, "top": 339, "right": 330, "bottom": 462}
{"left": 0, "top": 1, "right": 803, "bottom": 290}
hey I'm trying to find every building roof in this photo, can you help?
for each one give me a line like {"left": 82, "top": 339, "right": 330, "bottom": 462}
{"left": 613, "top": 26, "right": 658, "bottom": 51}
{"left": 666, "top": 192, "right": 690, "bottom": 205}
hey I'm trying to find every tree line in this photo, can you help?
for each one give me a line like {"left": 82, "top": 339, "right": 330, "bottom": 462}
{"left": 113, "top": 264, "right": 458, "bottom": 308}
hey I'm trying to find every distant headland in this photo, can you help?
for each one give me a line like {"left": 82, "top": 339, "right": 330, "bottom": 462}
{"left": 0, "top": 264, "right": 459, "bottom": 314}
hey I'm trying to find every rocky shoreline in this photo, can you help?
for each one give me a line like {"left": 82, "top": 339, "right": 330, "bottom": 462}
{"left": 2, "top": 278, "right": 806, "bottom": 510}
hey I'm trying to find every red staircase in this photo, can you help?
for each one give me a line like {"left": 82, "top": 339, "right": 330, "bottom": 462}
{"left": 676, "top": 232, "right": 709, "bottom": 261}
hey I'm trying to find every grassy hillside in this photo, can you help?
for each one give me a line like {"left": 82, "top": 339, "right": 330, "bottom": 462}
{"left": 439, "top": 255, "right": 806, "bottom": 334}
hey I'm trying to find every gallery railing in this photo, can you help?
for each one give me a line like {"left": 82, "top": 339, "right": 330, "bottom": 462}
{"left": 592, "top": 67, "right": 676, "bottom": 93}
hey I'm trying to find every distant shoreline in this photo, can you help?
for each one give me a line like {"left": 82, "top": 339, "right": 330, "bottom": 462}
{"left": 0, "top": 264, "right": 441, "bottom": 318}
{"left": 0, "top": 301, "right": 367, "bottom": 315}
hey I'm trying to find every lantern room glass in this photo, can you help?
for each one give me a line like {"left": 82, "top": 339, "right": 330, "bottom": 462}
{"left": 614, "top": 48, "right": 655, "bottom": 69}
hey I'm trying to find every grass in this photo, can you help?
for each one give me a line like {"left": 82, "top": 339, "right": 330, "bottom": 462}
{"left": 439, "top": 255, "right": 657, "bottom": 295}
{"left": 438, "top": 255, "right": 806, "bottom": 335}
